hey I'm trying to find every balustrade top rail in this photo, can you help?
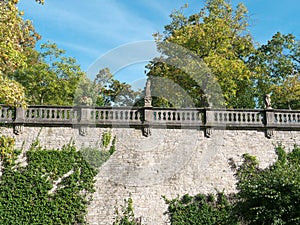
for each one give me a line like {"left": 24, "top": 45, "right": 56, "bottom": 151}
{"left": 1, "top": 105, "right": 300, "bottom": 129}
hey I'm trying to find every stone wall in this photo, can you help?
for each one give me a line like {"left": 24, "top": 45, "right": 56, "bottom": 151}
{"left": 87, "top": 128, "right": 299, "bottom": 225}
{"left": 1, "top": 125, "right": 299, "bottom": 225}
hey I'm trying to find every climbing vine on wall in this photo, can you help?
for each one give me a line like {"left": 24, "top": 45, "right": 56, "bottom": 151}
{"left": 163, "top": 145, "right": 300, "bottom": 225}
{"left": 0, "top": 136, "right": 113, "bottom": 225}
{"left": 102, "top": 131, "right": 112, "bottom": 148}
{"left": 164, "top": 193, "right": 238, "bottom": 225}
{"left": 113, "top": 197, "right": 142, "bottom": 225}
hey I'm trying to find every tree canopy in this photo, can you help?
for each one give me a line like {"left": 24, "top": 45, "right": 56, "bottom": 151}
{"left": 147, "top": 0, "right": 255, "bottom": 108}
{"left": 249, "top": 32, "right": 300, "bottom": 109}
{"left": 1, "top": 0, "right": 299, "bottom": 109}
{"left": 9, "top": 43, "right": 85, "bottom": 106}
{"left": 0, "top": 0, "right": 42, "bottom": 106}
{"left": 148, "top": 0, "right": 300, "bottom": 109}
{"left": 0, "top": 0, "right": 139, "bottom": 107}
{"left": 74, "top": 68, "right": 141, "bottom": 106}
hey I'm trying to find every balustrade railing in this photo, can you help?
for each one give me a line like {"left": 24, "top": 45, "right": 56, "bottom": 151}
{"left": 273, "top": 110, "right": 300, "bottom": 127}
{"left": 89, "top": 107, "right": 143, "bottom": 125}
{"left": 1, "top": 105, "right": 300, "bottom": 130}
{"left": 0, "top": 106, "right": 14, "bottom": 123}
{"left": 25, "top": 106, "right": 78, "bottom": 124}
{"left": 152, "top": 108, "right": 203, "bottom": 127}
{"left": 208, "top": 109, "right": 265, "bottom": 127}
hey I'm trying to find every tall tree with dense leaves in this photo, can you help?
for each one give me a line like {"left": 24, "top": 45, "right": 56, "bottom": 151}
{"left": 248, "top": 32, "right": 300, "bottom": 109}
{"left": 0, "top": 0, "right": 42, "bottom": 106}
{"left": 10, "top": 43, "right": 85, "bottom": 105}
{"left": 147, "top": 0, "right": 255, "bottom": 108}
{"left": 74, "top": 68, "right": 141, "bottom": 106}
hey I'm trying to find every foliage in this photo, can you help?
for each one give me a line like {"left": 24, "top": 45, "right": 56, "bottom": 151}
{"left": 0, "top": 135, "right": 19, "bottom": 166}
{"left": 0, "top": 136, "right": 110, "bottom": 225}
{"left": 235, "top": 145, "right": 300, "bottom": 224}
{"left": 9, "top": 43, "right": 85, "bottom": 105}
{"left": 0, "top": 0, "right": 41, "bottom": 75}
{"left": 113, "top": 197, "right": 142, "bottom": 225}
{"left": 0, "top": 76, "right": 26, "bottom": 107}
{"left": 248, "top": 32, "right": 300, "bottom": 109}
{"left": 148, "top": 0, "right": 300, "bottom": 109}
{"left": 74, "top": 68, "right": 141, "bottom": 106}
{"left": 0, "top": 0, "right": 42, "bottom": 106}
{"left": 80, "top": 146, "right": 113, "bottom": 169}
{"left": 164, "top": 145, "right": 300, "bottom": 225}
{"left": 147, "top": 0, "right": 255, "bottom": 108}
{"left": 102, "top": 131, "right": 112, "bottom": 148}
{"left": 164, "top": 193, "right": 238, "bottom": 225}
{"left": 109, "top": 136, "right": 117, "bottom": 155}
{"left": 80, "top": 131, "right": 116, "bottom": 168}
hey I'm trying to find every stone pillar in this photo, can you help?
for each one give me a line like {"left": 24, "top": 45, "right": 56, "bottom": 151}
{"left": 204, "top": 108, "right": 214, "bottom": 138}
{"left": 13, "top": 107, "right": 25, "bottom": 135}
{"left": 265, "top": 109, "right": 275, "bottom": 138}
{"left": 79, "top": 107, "right": 91, "bottom": 136}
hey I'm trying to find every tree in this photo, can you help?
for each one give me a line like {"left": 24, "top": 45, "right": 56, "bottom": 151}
{"left": 147, "top": 0, "right": 256, "bottom": 108}
{"left": 235, "top": 145, "right": 300, "bottom": 224}
{"left": 0, "top": 0, "right": 42, "bottom": 106}
{"left": 9, "top": 43, "right": 84, "bottom": 105}
{"left": 248, "top": 32, "right": 300, "bottom": 109}
{"left": 74, "top": 68, "right": 141, "bottom": 106}
{"left": 0, "top": 76, "right": 25, "bottom": 107}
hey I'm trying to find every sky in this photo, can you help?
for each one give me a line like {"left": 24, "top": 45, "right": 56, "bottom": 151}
{"left": 18, "top": 0, "right": 300, "bottom": 86}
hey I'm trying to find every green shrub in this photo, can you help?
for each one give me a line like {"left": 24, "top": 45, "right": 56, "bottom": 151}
{"left": 164, "top": 192, "right": 238, "bottom": 225}
{"left": 235, "top": 145, "right": 300, "bottom": 225}
{"left": 113, "top": 197, "right": 142, "bottom": 225}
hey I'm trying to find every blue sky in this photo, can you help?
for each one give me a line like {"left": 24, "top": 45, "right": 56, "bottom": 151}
{"left": 18, "top": 0, "right": 300, "bottom": 85}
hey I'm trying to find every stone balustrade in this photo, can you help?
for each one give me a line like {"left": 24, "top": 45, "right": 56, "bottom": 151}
{"left": 152, "top": 108, "right": 203, "bottom": 128}
{"left": 24, "top": 106, "right": 78, "bottom": 124}
{"left": 0, "top": 106, "right": 14, "bottom": 123}
{"left": 1, "top": 105, "right": 300, "bottom": 136}
{"left": 273, "top": 110, "right": 300, "bottom": 127}
{"left": 89, "top": 107, "right": 143, "bottom": 126}
{"left": 206, "top": 109, "right": 265, "bottom": 127}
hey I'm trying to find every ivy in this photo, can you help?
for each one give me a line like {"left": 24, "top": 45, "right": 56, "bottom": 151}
{"left": 113, "top": 197, "right": 142, "bottom": 225}
{"left": 164, "top": 193, "right": 238, "bottom": 225}
{"left": 0, "top": 136, "right": 113, "bottom": 225}
{"left": 102, "top": 131, "right": 112, "bottom": 148}
{"left": 109, "top": 136, "right": 117, "bottom": 155}
{"left": 80, "top": 147, "right": 112, "bottom": 169}
{"left": 0, "top": 135, "right": 18, "bottom": 166}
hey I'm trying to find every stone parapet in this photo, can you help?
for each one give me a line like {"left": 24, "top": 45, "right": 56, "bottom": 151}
{"left": 1, "top": 105, "right": 300, "bottom": 137}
